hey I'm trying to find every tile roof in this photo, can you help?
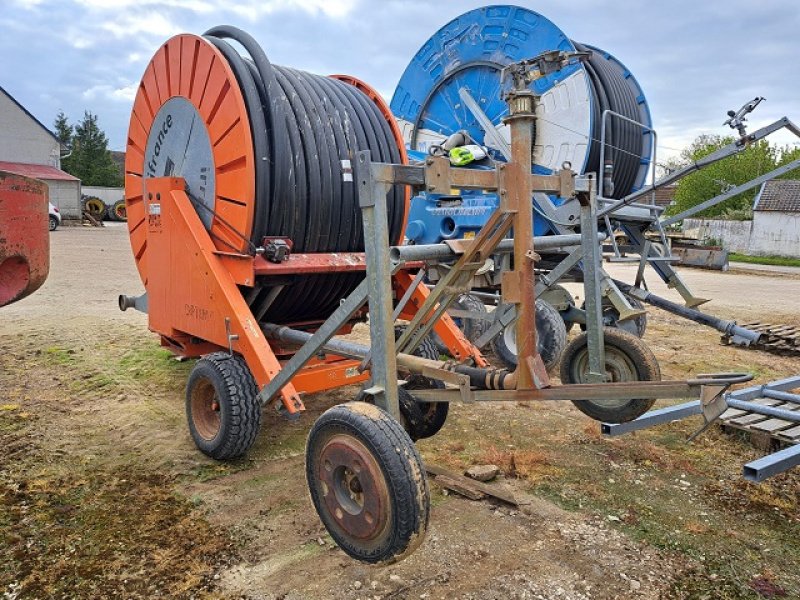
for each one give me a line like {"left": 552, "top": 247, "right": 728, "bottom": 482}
{"left": 0, "top": 160, "right": 79, "bottom": 182}
{"left": 755, "top": 180, "right": 800, "bottom": 212}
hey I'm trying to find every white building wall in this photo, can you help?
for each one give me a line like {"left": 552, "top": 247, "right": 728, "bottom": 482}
{"left": 749, "top": 212, "right": 800, "bottom": 258}
{"left": 0, "top": 91, "right": 60, "bottom": 167}
{"left": 45, "top": 180, "right": 81, "bottom": 219}
{"left": 682, "top": 218, "right": 752, "bottom": 253}
{"left": 682, "top": 215, "right": 800, "bottom": 258}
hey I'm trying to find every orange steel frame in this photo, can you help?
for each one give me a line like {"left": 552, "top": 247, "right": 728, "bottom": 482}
{"left": 143, "top": 176, "right": 483, "bottom": 416}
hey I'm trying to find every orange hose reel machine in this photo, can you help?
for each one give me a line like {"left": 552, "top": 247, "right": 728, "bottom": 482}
{"left": 123, "top": 31, "right": 479, "bottom": 410}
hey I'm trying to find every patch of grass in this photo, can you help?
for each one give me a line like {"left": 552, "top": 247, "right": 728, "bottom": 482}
{"left": 41, "top": 346, "right": 76, "bottom": 365}
{"left": 729, "top": 253, "right": 800, "bottom": 268}
{"left": 118, "top": 346, "right": 192, "bottom": 387}
{"left": 187, "top": 461, "right": 251, "bottom": 483}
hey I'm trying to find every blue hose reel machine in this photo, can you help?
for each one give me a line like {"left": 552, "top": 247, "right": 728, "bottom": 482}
{"left": 391, "top": 5, "right": 653, "bottom": 245}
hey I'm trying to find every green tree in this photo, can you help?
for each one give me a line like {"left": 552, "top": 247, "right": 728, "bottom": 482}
{"left": 665, "top": 134, "right": 783, "bottom": 220}
{"left": 54, "top": 111, "right": 123, "bottom": 187}
{"left": 54, "top": 111, "right": 74, "bottom": 172}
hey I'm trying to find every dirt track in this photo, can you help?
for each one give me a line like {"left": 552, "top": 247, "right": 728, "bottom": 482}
{"left": 1, "top": 225, "right": 799, "bottom": 599}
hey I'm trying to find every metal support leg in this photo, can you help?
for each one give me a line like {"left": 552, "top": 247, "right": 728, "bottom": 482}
{"left": 578, "top": 179, "right": 606, "bottom": 382}
{"left": 357, "top": 151, "right": 400, "bottom": 419}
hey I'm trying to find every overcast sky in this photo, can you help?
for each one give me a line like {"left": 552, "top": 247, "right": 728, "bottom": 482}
{"left": 2, "top": 0, "right": 799, "bottom": 162}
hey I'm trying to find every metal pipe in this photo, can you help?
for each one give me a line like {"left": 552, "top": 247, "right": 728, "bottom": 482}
{"left": 660, "top": 157, "right": 800, "bottom": 227}
{"left": 597, "top": 117, "right": 800, "bottom": 218}
{"left": 261, "top": 323, "right": 516, "bottom": 390}
{"left": 614, "top": 280, "right": 761, "bottom": 345}
{"left": 389, "top": 232, "right": 596, "bottom": 263}
{"left": 762, "top": 389, "right": 800, "bottom": 405}
{"left": 726, "top": 399, "right": 800, "bottom": 423}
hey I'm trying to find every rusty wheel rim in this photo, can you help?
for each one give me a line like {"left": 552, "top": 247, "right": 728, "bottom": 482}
{"left": 317, "top": 434, "right": 390, "bottom": 542}
{"left": 190, "top": 378, "right": 221, "bottom": 440}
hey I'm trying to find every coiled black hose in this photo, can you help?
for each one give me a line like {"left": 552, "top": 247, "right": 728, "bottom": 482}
{"left": 203, "top": 26, "right": 404, "bottom": 323}
{"left": 573, "top": 41, "right": 644, "bottom": 199}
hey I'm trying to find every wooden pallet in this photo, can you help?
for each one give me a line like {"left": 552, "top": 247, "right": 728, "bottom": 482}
{"left": 721, "top": 321, "right": 800, "bottom": 356}
{"left": 720, "top": 387, "right": 800, "bottom": 449}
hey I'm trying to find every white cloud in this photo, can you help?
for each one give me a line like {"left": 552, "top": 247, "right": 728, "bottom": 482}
{"left": 101, "top": 12, "right": 182, "bottom": 39}
{"left": 82, "top": 82, "right": 137, "bottom": 102}
{"left": 227, "top": 0, "right": 358, "bottom": 20}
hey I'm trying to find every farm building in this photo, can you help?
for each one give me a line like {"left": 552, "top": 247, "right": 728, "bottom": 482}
{"left": 750, "top": 179, "right": 800, "bottom": 257}
{"left": 0, "top": 85, "right": 81, "bottom": 218}
{"left": 682, "top": 179, "right": 800, "bottom": 258}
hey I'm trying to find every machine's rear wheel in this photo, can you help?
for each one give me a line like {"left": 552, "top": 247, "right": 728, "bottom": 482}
{"left": 186, "top": 352, "right": 261, "bottom": 460}
{"left": 492, "top": 299, "right": 568, "bottom": 373}
{"left": 306, "top": 402, "right": 429, "bottom": 564}
{"left": 560, "top": 327, "right": 660, "bottom": 423}
{"left": 404, "top": 379, "right": 448, "bottom": 440}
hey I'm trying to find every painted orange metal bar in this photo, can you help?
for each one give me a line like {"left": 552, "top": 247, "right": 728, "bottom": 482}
{"left": 289, "top": 357, "right": 370, "bottom": 395}
{"left": 144, "top": 176, "right": 305, "bottom": 414}
{"left": 393, "top": 269, "right": 488, "bottom": 367}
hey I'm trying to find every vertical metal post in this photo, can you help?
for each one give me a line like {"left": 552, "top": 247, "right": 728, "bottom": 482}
{"left": 504, "top": 90, "right": 541, "bottom": 390}
{"left": 578, "top": 176, "right": 607, "bottom": 382}
{"left": 356, "top": 151, "right": 400, "bottom": 419}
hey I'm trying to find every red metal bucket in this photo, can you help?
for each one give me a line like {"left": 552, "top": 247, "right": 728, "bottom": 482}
{"left": 0, "top": 170, "right": 50, "bottom": 307}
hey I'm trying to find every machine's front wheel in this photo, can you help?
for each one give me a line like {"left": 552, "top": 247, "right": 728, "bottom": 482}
{"left": 306, "top": 402, "right": 429, "bottom": 564}
{"left": 185, "top": 352, "right": 261, "bottom": 460}
{"left": 560, "top": 327, "right": 660, "bottom": 423}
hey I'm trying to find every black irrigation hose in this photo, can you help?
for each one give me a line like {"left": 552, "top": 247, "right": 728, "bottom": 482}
{"left": 203, "top": 26, "right": 404, "bottom": 323}
{"left": 573, "top": 41, "right": 644, "bottom": 199}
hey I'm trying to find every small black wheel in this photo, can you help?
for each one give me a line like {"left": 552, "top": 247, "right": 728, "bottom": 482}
{"left": 48, "top": 215, "right": 58, "bottom": 231}
{"left": 560, "top": 327, "right": 661, "bottom": 423}
{"left": 404, "top": 378, "right": 448, "bottom": 440}
{"left": 306, "top": 402, "right": 430, "bottom": 564}
{"left": 451, "top": 293, "right": 489, "bottom": 342}
{"left": 355, "top": 384, "right": 446, "bottom": 442}
{"left": 186, "top": 352, "right": 261, "bottom": 460}
{"left": 581, "top": 296, "right": 647, "bottom": 338}
{"left": 394, "top": 325, "right": 449, "bottom": 439}
{"left": 433, "top": 293, "right": 489, "bottom": 353}
{"left": 491, "top": 299, "right": 568, "bottom": 373}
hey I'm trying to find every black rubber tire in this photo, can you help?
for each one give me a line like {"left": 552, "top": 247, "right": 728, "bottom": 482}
{"left": 491, "top": 299, "right": 568, "bottom": 373}
{"left": 452, "top": 293, "right": 489, "bottom": 342}
{"left": 306, "top": 402, "right": 429, "bottom": 564}
{"left": 404, "top": 379, "right": 448, "bottom": 440}
{"left": 395, "top": 325, "right": 449, "bottom": 439}
{"left": 81, "top": 196, "right": 106, "bottom": 221}
{"left": 109, "top": 199, "right": 127, "bottom": 222}
{"left": 48, "top": 216, "right": 58, "bottom": 231}
{"left": 581, "top": 296, "right": 647, "bottom": 338}
{"left": 540, "top": 284, "right": 576, "bottom": 332}
{"left": 560, "top": 327, "right": 660, "bottom": 423}
{"left": 433, "top": 293, "right": 489, "bottom": 353}
{"left": 395, "top": 325, "right": 438, "bottom": 360}
{"left": 185, "top": 352, "right": 261, "bottom": 460}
